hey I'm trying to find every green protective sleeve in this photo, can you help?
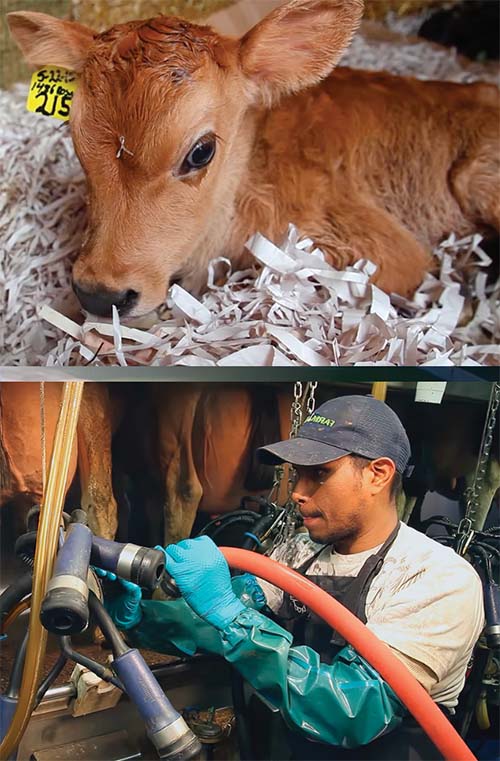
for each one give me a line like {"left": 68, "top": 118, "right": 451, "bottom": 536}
{"left": 125, "top": 596, "right": 224, "bottom": 658}
{"left": 125, "top": 575, "right": 266, "bottom": 659}
{"left": 126, "top": 581, "right": 406, "bottom": 748}
{"left": 219, "top": 608, "right": 407, "bottom": 748}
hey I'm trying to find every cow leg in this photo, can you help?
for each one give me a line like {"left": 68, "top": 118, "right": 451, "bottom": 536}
{"left": 77, "top": 384, "right": 117, "bottom": 540}
{"left": 1, "top": 382, "right": 77, "bottom": 502}
{"left": 305, "top": 198, "right": 433, "bottom": 297}
{"left": 155, "top": 385, "right": 204, "bottom": 547}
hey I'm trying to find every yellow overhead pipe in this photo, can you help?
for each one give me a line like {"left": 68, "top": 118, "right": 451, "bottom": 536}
{"left": 0, "top": 381, "right": 84, "bottom": 759}
{"left": 371, "top": 382, "right": 388, "bottom": 402}
{"left": 475, "top": 693, "right": 490, "bottom": 731}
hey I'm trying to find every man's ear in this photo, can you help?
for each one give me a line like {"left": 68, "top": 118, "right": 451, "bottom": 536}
{"left": 239, "top": 0, "right": 363, "bottom": 105}
{"left": 7, "top": 11, "right": 96, "bottom": 72}
{"left": 368, "top": 457, "right": 396, "bottom": 495}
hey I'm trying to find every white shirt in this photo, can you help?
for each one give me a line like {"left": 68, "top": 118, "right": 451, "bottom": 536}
{"left": 259, "top": 522, "right": 485, "bottom": 708}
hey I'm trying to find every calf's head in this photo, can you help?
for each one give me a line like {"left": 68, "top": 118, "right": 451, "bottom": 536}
{"left": 9, "top": 0, "right": 363, "bottom": 318}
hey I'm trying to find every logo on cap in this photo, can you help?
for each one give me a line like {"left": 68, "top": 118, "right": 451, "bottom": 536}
{"left": 303, "top": 415, "right": 335, "bottom": 428}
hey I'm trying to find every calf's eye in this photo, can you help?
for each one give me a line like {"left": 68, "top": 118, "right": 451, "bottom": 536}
{"left": 179, "top": 135, "right": 216, "bottom": 175}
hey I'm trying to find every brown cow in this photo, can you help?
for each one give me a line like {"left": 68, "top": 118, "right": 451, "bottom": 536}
{"left": 160, "top": 384, "right": 295, "bottom": 543}
{"left": 8, "top": 1, "right": 499, "bottom": 320}
{"left": 0, "top": 382, "right": 294, "bottom": 546}
{"left": 0, "top": 381, "right": 296, "bottom": 546}
{"left": 115, "top": 384, "right": 294, "bottom": 545}
{"left": 0, "top": 382, "right": 118, "bottom": 539}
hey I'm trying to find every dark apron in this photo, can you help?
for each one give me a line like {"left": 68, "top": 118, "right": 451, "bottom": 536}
{"left": 276, "top": 522, "right": 447, "bottom": 760}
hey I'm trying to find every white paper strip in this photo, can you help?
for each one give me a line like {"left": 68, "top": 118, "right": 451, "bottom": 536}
{"left": 38, "top": 304, "right": 83, "bottom": 341}
{"left": 266, "top": 326, "right": 330, "bottom": 366}
{"left": 218, "top": 345, "right": 275, "bottom": 366}
{"left": 169, "top": 284, "right": 212, "bottom": 324}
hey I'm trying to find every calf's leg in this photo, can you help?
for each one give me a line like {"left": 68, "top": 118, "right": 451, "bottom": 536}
{"left": 304, "top": 197, "right": 432, "bottom": 296}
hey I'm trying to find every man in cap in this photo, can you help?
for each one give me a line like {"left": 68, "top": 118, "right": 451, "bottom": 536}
{"left": 101, "top": 395, "right": 484, "bottom": 760}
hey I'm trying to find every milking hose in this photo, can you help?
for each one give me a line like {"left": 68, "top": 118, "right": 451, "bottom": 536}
{"left": 219, "top": 547, "right": 475, "bottom": 761}
{"left": 0, "top": 381, "right": 84, "bottom": 760}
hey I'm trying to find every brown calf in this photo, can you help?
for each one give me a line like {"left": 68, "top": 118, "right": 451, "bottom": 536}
{"left": 8, "top": 1, "right": 499, "bottom": 318}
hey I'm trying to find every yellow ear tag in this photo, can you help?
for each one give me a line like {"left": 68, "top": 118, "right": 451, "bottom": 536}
{"left": 27, "top": 67, "right": 78, "bottom": 122}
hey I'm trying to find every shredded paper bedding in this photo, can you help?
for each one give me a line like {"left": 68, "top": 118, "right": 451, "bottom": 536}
{"left": 1, "top": 23, "right": 499, "bottom": 366}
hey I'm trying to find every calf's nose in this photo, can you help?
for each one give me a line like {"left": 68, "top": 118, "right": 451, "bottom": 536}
{"left": 73, "top": 282, "right": 139, "bottom": 317}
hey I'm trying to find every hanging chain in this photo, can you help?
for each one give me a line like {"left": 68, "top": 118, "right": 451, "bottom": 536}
{"left": 456, "top": 382, "right": 500, "bottom": 555}
{"left": 464, "top": 382, "right": 500, "bottom": 524}
{"left": 279, "top": 381, "right": 317, "bottom": 504}
{"left": 286, "top": 380, "right": 311, "bottom": 503}
{"left": 267, "top": 381, "right": 318, "bottom": 557}
{"left": 306, "top": 382, "right": 318, "bottom": 417}
{"left": 266, "top": 465, "right": 285, "bottom": 506}
{"left": 290, "top": 381, "right": 304, "bottom": 438}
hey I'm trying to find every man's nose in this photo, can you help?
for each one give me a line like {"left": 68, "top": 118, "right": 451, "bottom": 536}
{"left": 73, "top": 282, "right": 140, "bottom": 317}
{"left": 292, "top": 486, "right": 308, "bottom": 504}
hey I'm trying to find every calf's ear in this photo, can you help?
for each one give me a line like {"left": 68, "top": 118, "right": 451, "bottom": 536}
{"left": 7, "top": 11, "right": 95, "bottom": 72}
{"left": 239, "top": 0, "right": 363, "bottom": 105}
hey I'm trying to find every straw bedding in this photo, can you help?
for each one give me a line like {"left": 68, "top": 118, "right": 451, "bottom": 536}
{"left": 71, "top": 0, "right": 235, "bottom": 28}
{"left": 1, "top": 20, "right": 499, "bottom": 366}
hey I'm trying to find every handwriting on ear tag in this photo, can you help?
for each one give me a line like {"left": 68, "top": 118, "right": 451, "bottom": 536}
{"left": 27, "top": 67, "right": 78, "bottom": 122}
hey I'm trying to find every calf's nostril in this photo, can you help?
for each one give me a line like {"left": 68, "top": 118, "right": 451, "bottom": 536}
{"left": 122, "top": 289, "right": 139, "bottom": 309}
{"left": 72, "top": 282, "right": 140, "bottom": 317}
{"left": 168, "top": 271, "right": 183, "bottom": 289}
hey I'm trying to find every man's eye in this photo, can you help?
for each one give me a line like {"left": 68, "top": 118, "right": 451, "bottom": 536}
{"left": 179, "top": 134, "right": 216, "bottom": 175}
{"left": 314, "top": 469, "right": 328, "bottom": 481}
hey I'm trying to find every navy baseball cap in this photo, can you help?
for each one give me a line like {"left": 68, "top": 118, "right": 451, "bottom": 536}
{"left": 258, "top": 395, "right": 412, "bottom": 476}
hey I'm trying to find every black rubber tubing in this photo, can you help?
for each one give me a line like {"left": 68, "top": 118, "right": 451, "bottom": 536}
{"left": 88, "top": 591, "right": 129, "bottom": 658}
{"left": 0, "top": 573, "right": 33, "bottom": 622}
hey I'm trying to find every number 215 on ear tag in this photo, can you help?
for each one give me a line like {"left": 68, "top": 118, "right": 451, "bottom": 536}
{"left": 27, "top": 67, "right": 78, "bottom": 122}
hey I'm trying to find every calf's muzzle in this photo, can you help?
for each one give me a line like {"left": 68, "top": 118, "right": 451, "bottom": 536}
{"left": 73, "top": 282, "right": 139, "bottom": 317}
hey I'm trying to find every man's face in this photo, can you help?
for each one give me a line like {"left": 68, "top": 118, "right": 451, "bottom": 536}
{"left": 292, "top": 455, "right": 367, "bottom": 546}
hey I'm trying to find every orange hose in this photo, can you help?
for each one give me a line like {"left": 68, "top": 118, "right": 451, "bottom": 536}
{"left": 221, "top": 547, "right": 475, "bottom": 761}
{"left": 1, "top": 598, "right": 30, "bottom": 634}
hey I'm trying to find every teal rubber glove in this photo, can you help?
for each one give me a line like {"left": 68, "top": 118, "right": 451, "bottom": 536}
{"left": 93, "top": 568, "right": 143, "bottom": 630}
{"left": 125, "top": 574, "right": 268, "bottom": 658}
{"left": 164, "top": 536, "right": 245, "bottom": 630}
{"left": 156, "top": 545, "right": 265, "bottom": 610}
{"left": 233, "top": 573, "right": 266, "bottom": 610}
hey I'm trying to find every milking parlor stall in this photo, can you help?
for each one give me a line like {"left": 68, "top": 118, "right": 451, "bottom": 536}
{"left": 0, "top": 378, "right": 499, "bottom": 760}
{"left": 0, "top": 0, "right": 499, "bottom": 367}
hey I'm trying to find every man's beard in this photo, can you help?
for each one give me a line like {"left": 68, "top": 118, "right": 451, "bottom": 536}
{"left": 308, "top": 512, "right": 364, "bottom": 548}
